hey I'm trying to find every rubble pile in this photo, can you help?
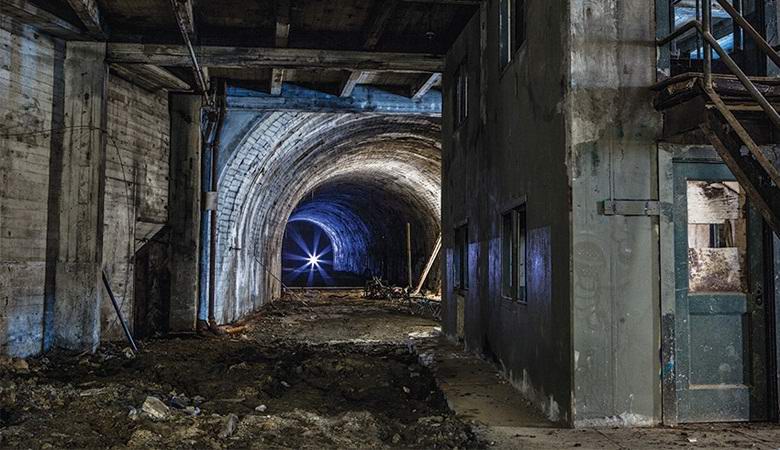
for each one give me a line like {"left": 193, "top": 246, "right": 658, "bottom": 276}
{"left": 0, "top": 293, "right": 481, "bottom": 449}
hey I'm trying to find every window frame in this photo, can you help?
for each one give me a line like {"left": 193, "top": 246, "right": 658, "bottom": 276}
{"left": 501, "top": 205, "right": 527, "bottom": 303}
{"left": 499, "top": 0, "right": 528, "bottom": 71}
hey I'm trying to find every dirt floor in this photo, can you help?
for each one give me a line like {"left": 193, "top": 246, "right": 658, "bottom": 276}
{"left": 0, "top": 291, "right": 480, "bottom": 449}
{"left": 3, "top": 290, "right": 780, "bottom": 449}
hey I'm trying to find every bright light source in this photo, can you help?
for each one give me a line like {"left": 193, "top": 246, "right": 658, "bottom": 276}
{"left": 307, "top": 254, "right": 321, "bottom": 268}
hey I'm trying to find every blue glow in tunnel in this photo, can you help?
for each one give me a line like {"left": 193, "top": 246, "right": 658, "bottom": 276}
{"left": 282, "top": 221, "right": 336, "bottom": 287}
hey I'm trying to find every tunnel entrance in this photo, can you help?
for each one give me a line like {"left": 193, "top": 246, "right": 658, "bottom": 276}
{"left": 281, "top": 176, "right": 440, "bottom": 291}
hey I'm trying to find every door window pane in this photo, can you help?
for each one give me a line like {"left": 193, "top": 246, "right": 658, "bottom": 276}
{"left": 687, "top": 180, "right": 747, "bottom": 292}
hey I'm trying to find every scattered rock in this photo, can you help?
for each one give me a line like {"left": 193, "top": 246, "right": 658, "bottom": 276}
{"left": 255, "top": 404, "right": 267, "bottom": 413}
{"left": 141, "top": 396, "right": 170, "bottom": 420}
{"left": 280, "top": 381, "right": 291, "bottom": 388}
{"left": 228, "top": 362, "right": 248, "bottom": 371}
{"left": 392, "top": 433, "right": 402, "bottom": 444}
{"left": 123, "top": 348, "right": 136, "bottom": 359}
{"left": 402, "top": 386, "right": 411, "bottom": 394}
{"left": 171, "top": 394, "right": 191, "bottom": 409}
{"left": 183, "top": 406, "right": 201, "bottom": 416}
{"left": 12, "top": 359, "right": 29, "bottom": 374}
{"left": 219, "top": 413, "right": 239, "bottom": 438}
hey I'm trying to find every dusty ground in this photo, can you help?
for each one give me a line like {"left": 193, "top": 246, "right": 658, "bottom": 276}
{"left": 3, "top": 290, "right": 780, "bottom": 449}
{"left": 0, "top": 290, "right": 480, "bottom": 449}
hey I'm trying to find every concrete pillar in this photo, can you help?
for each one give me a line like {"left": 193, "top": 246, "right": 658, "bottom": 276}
{"left": 168, "top": 94, "right": 202, "bottom": 331}
{"left": 52, "top": 42, "right": 108, "bottom": 351}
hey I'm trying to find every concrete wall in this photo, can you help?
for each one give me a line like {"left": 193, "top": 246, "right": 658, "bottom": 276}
{"left": 0, "top": 18, "right": 62, "bottom": 356}
{"left": 101, "top": 74, "right": 170, "bottom": 340}
{"left": 567, "top": 0, "right": 661, "bottom": 426}
{"left": 0, "top": 13, "right": 172, "bottom": 354}
{"left": 442, "top": 2, "right": 573, "bottom": 424}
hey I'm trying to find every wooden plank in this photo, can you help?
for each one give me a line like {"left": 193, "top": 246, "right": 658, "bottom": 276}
{"left": 364, "top": 0, "right": 399, "bottom": 50}
{"left": 275, "top": 0, "right": 290, "bottom": 48}
{"left": 228, "top": 84, "right": 441, "bottom": 116}
{"left": 65, "top": 0, "right": 104, "bottom": 37}
{"left": 400, "top": 0, "right": 481, "bottom": 4}
{"left": 0, "top": 0, "right": 85, "bottom": 40}
{"left": 110, "top": 63, "right": 191, "bottom": 92}
{"left": 270, "top": 0, "right": 291, "bottom": 96}
{"left": 411, "top": 73, "right": 441, "bottom": 100}
{"left": 270, "top": 68, "right": 285, "bottom": 96}
{"left": 340, "top": 71, "right": 370, "bottom": 97}
{"left": 107, "top": 44, "right": 444, "bottom": 73}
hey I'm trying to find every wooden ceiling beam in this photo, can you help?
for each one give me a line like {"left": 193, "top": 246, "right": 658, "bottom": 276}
{"left": 411, "top": 73, "right": 442, "bottom": 101}
{"left": 340, "top": 71, "right": 370, "bottom": 98}
{"left": 0, "top": 0, "right": 85, "bottom": 40}
{"left": 364, "top": 0, "right": 399, "bottom": 51}
{"left": 107, "top": 44, "right": 444, "bottom": 73}
{"left": 65, "top": 0, "right": 105, "bottom": 38}
{"left": 400, "top": 0, "right": 481, "bottom": 4}
{"left": 110, "top": 63, "right": 191, "bottom": 92}
{"left": 270, "top": 0, "right": 291, "bottom": 96}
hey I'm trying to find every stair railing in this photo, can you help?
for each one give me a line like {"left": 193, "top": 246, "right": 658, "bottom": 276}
{"left": 657, "top": 0, "right": 780, "bottom": 131}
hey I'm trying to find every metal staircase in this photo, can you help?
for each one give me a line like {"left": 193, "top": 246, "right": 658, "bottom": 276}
{"left": 654, "top": 0, "right": 780, "bottom": 235}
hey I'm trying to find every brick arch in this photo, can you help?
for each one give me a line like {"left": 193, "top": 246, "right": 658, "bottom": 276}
{"left": 216, "top": 112, "right": 441, "bottom": 323}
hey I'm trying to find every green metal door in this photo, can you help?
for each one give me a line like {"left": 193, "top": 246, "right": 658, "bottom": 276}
{"left": 674, "top": 161, "right": 769, "bottom": 422}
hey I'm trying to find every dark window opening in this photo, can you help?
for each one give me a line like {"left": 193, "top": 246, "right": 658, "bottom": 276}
{"left": 501, "top": 205, "right": 526, "bottom": 302}
{"left": 454, "top": 223, "right": 469, "bottom": 291}
{"left": 500, "top": 0, "right": 527, "bottom": 69}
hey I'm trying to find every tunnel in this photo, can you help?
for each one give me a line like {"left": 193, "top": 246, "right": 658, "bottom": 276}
{"left": 215, "top": 112, "right": 441, "bottom": 323}
{"left": 282, "top": 172, "right": 441, "bottom": 288}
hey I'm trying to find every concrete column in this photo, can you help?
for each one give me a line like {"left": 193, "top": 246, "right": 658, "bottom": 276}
{"left": 168, "top": 94, "right": 202, "bottom": 331}
{"left": 52, "top": 41, "right": 108, "bottom": 351}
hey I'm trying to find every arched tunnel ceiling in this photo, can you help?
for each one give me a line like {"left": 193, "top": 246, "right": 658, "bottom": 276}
{"left": 215, "top": 112, "right": 441, "bottom": 322}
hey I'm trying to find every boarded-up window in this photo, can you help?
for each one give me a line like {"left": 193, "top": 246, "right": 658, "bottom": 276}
{"left": 687, "top": 181, "right": 747, "bottom": 293}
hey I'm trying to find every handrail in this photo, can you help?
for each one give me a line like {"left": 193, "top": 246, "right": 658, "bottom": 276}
{"left": 714, "top": 0, "right": 780, "bottom": 70}
{"left": 657, "top": 2, "right": 780, "bottom": 132}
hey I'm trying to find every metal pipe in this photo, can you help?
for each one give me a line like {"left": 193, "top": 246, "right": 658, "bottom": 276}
{"left": 657, "top": 20, "right": 699, "bottom": 47}
{"left": 102, "top": 270, "right": 139, "bottom": 353}
{"left": 207, "top": 81, "right": 226, "bottom": 327}
{"left": 703, "top": 0, "right": 712, "bottom": 88}
{"left": 169, "top": 0, "right": 210, "bottom": 104}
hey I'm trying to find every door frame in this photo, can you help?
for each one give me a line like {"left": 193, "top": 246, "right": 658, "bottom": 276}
{"left": 659, "top": 148, "right": 780, "bottom": 425}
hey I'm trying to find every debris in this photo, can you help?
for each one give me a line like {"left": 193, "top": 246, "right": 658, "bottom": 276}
{"left": 141, "top": 396, "right": 170, "bottom": 420}
{"left": 219, "top": 414, "right": 239, "bottom": 438}
{"left": 280, "top": 381, "right": 291, "bottom": 388}
{"left": 255, "top": 404, "right": 267, "bottom": 412}
{"left": 228, "top": 362, "right": 248, "bottom": 371}
{"left": 123, "top": 347, "right": 136, "bottom": 359}
{"left": 403, "top": 386, "right": 411, "bottom": 394}
{"left": 12, "top": 359, "right": 30, "bottom": 374}
{"left": 171, "top": 394, "right": 191, "bottom": 408}
{"left": 183, "top": 406, "right": 201, "bottom": 416}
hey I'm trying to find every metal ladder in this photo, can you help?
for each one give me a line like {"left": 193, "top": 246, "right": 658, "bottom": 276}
{"left": 658, "top": 0, "right": 780, "bottom": 235}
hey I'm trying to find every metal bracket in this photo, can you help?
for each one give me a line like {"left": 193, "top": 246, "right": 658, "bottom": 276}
{"left": 600, "top": 200, "right": 661, "bottom": 217}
